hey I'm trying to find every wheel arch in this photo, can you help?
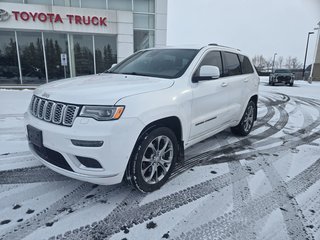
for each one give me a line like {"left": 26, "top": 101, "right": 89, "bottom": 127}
{"left": 124, "top": 116, "right": 184, "bottom": 185}
{"left": 249, "top": 94, "right": 258, "bottom": 121}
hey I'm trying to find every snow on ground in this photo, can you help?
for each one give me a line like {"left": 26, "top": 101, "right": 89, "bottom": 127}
{"left": 1, "top": 77, "right": 320, "bottom": 240}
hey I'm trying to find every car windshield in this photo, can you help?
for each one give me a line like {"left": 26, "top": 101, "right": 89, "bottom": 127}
{"left": 107, "top": 49, "right": 199, "bottom": 79}
{"left": 275, "top": 69, "right": 291, "bottom": 73}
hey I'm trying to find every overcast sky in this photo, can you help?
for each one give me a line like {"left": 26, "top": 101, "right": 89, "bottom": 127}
{"left": 167, "top": 0, "right": 320, "bottom": 66}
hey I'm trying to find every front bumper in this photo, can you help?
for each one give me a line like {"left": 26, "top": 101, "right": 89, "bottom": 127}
{"left": 24, "top": 111, "right": 145, "bottom": 185}
{"left": 271, "top": 75, "right": 294, "bottom": 84}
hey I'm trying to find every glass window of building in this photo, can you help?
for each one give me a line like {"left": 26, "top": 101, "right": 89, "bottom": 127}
{"left": 0, "top": 31, "right": 19, "bottom": 85}
{"left": 81, "top": 0, "right": 106, "bottom": 9}
{"left": 133, "top": 0, "right": 155, "bottom": 13}
{"left": 134, "top": 30, "right": 154, "bottom": 52}
{"left": 53, "top": 0, "right": 66, "bottom": 6}
{"left": 25, "top": 0, "right": 52, "bottom": 5}
{"left": 70, "top": 0, "right": 80, "bottom": 7}
{"left": 44, "top": 33, "right": 70, "bottom": 81}
{"left": 94, "top": 35, "right": 117, "bottom": 73}
{"left": 17, "top": 32, "right": 46, "bottom": 84}
{"left": 3, "top": 0, "right": 23, "bottom": 3}
{"left": 108, "top": 0, "right": 132, "bottom": 11}
{"left": 73, "top": 34, "right": 94, "bottom": 76}
{"left": 133, "top": 14, "right": 155, "bottom": 29}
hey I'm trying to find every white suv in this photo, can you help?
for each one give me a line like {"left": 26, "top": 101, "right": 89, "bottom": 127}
{"left": 25, "top": 44, "right": 259, "bottom": 192}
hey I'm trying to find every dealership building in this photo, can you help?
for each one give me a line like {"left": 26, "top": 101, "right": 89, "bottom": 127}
{"left": 0, "top": 0, "right": 167, "bottom": 85}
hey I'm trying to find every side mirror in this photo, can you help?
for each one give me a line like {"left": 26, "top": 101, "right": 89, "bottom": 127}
{"left": 193, "top": 65, "right": 220, "bottom": 82}
{"left": 111, "top": 63, "right": 117, "bottom": 68}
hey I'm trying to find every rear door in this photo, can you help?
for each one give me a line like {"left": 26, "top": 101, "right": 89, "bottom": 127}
{"left": 220, "top": 51, "right": 245, "bottom": 121}
{"left": 238, "top": 54, "right": 256, "bottom": 101}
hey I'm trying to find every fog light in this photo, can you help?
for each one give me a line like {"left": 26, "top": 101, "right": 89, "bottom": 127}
{"left": 71, "top": 139, "right": 104, "bottom": 147}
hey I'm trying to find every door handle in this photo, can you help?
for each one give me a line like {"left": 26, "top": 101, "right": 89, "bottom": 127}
{"left": 221, "top": 82, "right": 228, "bottom": 87}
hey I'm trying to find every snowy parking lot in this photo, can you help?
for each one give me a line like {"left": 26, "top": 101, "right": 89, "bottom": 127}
{"left": 1, "top": 77, "right": 320, "bottom": 240}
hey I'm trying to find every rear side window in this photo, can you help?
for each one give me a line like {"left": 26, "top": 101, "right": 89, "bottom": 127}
{"left": 222, "top": 52, "right": 242, "bottom": 76}
{"left": 194, "top": 51, "right": 223, "bottom": 76}
{"left": 239, "top": 55, "right": 254, "bottom": 74}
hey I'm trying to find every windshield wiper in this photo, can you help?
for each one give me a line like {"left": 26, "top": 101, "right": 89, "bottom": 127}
{"left": 121, "top": 72, "right": 150, "bottom": 77}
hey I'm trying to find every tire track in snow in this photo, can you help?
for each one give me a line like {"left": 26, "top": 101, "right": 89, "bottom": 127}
{"left": 2, "top": 92, "right": 320, "bottom": 239}
{"left": 201, "top": 96, "right": 320, "bottom": 167}
{"left": 172, "top": 101, "right": 289, "bottom": 179}
{"left": 259, "top": 157, "right": 312, "bottom": 240}
{"left": 1, "top": 183, "right": 94, "bottom": 240}
{"left": 0, "top": 151, "right": 31, "bottom": 160}
{"left": 0, "top": 181, "right": 72, "bottom": 210}
{"left": 0, "top": 113, "right": 24, "bottom": 119}
{"left": 0, "top": 166, "right": 69, "bottom": 184}
{"left": 55, "top": 145, "right": 293, "bottom": 240}
{"left": 55, "top": 93, "right": 320, "bottom": 238}
{"left": 173, "top": 158, "right": 320, "bottom": 240}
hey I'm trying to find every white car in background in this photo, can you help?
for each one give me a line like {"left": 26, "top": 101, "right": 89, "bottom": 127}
{"left": 25, "top": 44, "right": 259, "bottom": 192}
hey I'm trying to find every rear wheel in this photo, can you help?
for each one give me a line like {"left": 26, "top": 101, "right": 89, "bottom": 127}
{"left": 231, "top": 100, "right": 256, "bottom": 136}
{"left": 127, "top": 127, "right": 178, "bottom": 192}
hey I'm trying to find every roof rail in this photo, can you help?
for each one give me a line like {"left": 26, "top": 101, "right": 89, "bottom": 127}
{"left": 208, "top": 43, "right": 241, "bottom": 51}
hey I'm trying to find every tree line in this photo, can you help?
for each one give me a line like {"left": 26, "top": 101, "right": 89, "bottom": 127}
{"left": 252, "top": 55, "right": 302, "bottom": 72}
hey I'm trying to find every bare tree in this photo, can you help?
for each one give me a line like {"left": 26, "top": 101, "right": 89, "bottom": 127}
{"left": 252, "top": 55, "right": 267, "bottom": 71}
{"left": 291, "top": 57, "right": 302, "bottom": 69}
{"left": 278, "top": 56, "right": 284, "bottom": 69}
{"left": 266, "top": 57, "right": 273, "bottom": 71}
{"left": 286, "top": 56, "right": 293, "bottom": 69}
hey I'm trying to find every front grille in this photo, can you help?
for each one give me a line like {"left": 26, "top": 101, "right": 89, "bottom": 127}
{"left": 30, "top": 95, "right": 80, "bottom": 127}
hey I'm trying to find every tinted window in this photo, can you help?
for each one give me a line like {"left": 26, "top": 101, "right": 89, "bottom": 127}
{"left": 134, "top": 0, "right": 155, "bottom": 13}
{"left": 0, "top": 31, "right": 20, "bottom": 85}
{"left": 95, "top": 35, "right": 117, "bottom": 73}
{"left": 17, "top": 31, "right": 46, "bottom": 84}
{"left": 134, "top": 30, "right": 154, "bottom": 52}
{"left": 194, "top": 51, "right": 222, "bottom": 77}
{"left": 223, "top": 52, "right": 242, "bottom": 76}
{"left": 109, "top": 49, "right": 199, "bottom": 79}
{"left": 73, "top": 34, "right": 94, "bottom": 76}
{"left": 239, "top": 55, "right": 254, "bottom": 74}
{"left": 44, "top": 33, "right": 70, "bottom": 81}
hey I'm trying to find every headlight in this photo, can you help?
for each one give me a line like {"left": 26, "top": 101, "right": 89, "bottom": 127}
{"left": 79, "top": 106, "right": 124, "bottom": 121}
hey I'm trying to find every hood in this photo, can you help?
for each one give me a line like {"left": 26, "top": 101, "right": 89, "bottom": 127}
{"left": 34, "top": 74, "right": 174, "bottom": 105}
{"left": 274, "top": 72, "right": 293, "bottom": 76}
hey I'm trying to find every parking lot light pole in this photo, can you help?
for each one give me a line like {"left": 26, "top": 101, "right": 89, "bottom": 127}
{"left": 302, "top": 31, "right": 315, "bottom": 80}
{"left": 271, "top": 53, "right": 277, "bottom": 73}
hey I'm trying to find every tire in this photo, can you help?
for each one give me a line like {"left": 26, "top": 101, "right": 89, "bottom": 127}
{"left": 127, "top": 127, "right": 178, "bottom": 192}
{"left": 231, "top": 100, "right": 256, "bottom": 136}
{"left": 271, "top": 82, "right": 275, "bottom": 86}
{"left": 290, "top": 82, "right": 293, "bottom": 86}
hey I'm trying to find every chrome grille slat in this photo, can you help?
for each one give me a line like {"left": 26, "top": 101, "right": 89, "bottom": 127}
{"left": 53, "top": 104, "right": 65, "bottom": 124}
{"left": 63, "top": 105, "right": 79, "bottom": 126}
{"left": 38, "top": 100, "right": 46, "bottom": 119}
{"left": 29, "top": 96, "right": 79, "bottom": 127}
{"left": 44, "top": 102, "right": 54, "bottom": 121}
{"left": 33, "top": 98, "right": 40, "bottom": 116}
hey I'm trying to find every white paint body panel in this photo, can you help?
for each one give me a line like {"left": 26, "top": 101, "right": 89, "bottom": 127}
{"left": 25, "top": 45, "right": 259, "bottom": 185}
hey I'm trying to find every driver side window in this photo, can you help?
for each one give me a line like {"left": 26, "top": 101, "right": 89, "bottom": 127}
{"left": 194, "top": 51, "right": 223, "bottom": 77}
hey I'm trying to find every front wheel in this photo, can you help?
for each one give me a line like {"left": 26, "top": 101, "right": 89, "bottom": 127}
{"left": 231, "top": 100, "right": 256, "bottom": 136}
{"left": 127, "top": 127, "right": 178, "bottom": 192}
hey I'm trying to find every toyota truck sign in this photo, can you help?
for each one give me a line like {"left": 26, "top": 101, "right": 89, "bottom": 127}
{"left": 11, "top": 11, "right": 107, "bottom": 26}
